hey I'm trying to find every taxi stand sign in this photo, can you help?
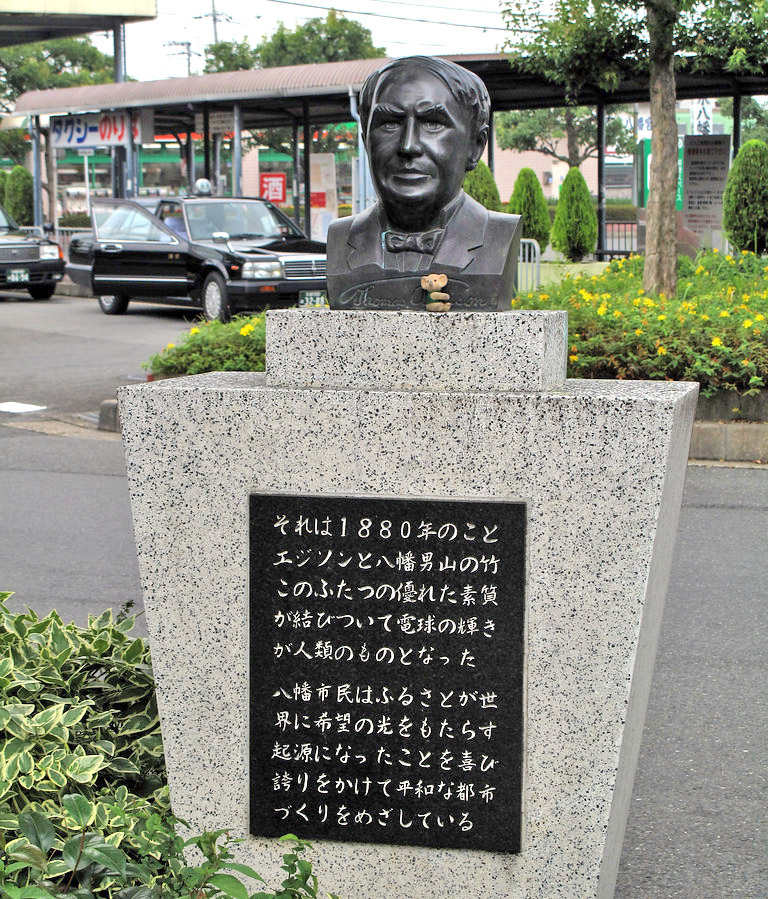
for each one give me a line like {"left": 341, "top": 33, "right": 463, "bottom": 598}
{"left": 50, "top": 111, "right": 143, "bottom": 149}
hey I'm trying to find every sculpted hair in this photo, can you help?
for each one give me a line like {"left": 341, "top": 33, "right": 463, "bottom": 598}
{"left": 358, "top": 56, "right": 491, "bottom": 142}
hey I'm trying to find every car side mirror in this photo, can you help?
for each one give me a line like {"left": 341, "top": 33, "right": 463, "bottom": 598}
{"left": 43, "top": 222, "right": 54, "bottom": 234}
{"left": 212, "top": 231, "right": 229, "bottom": 242}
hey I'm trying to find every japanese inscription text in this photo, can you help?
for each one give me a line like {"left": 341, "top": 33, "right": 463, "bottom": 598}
{"left": 249, "top": 495, "right": 526, "bottom": 852}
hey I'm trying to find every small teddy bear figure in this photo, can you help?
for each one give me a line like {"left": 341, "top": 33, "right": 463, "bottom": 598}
{"left": 421, "top": 273, "right": 451, "bottom": 312}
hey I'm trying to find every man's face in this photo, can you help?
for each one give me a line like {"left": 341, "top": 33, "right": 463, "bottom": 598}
{"left": 366, "top": 66, "right": 485, "bottom": 229}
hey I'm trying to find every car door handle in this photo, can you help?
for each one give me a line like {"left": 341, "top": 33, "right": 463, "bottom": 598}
{"left": 101, "top": 243, "right": 123, "bottom": 252}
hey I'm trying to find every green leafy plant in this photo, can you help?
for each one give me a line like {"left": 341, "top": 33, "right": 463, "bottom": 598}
{"left": 58, "top": 212, "right": 91, "bottom": 229}
{"left": 0, "top": 170, "right": 8, "bottom": 208}
{"left": 462, "top": 160, "right": 502, "bottom": 212}
{"left": 0, "top": 593, "right": 341, "bottom": 898}
{"left": 508, "top": 167, "right": 551, "bottom": 250}
{"left": 722, "top": 138, "right": 768, "bottom": 254}
{"left": 4, "top": 166, "right": 33, "bottom": 226}
{"left": 514, "top": 249, "right": 768, "bottom": 396}
{"left": 144, "top": 315, "right": 266, "bottom": 377}
{"left": 550, "top": 167, "right": 597, "bottom": 262}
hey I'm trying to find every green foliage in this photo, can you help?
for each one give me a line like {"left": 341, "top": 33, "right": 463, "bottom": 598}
{"left": 0, "top": 597, "right": 164, "bottom": 813}
{"left": 514, "top": 250, "right": 768, "bottom": 396}
{"left": 0, "top": 38, "right": 114, "bottom": 113}
{"left": 203, "top": 39, "right": 259, "bottom": 74}
{"left": 550, "top": 167, "right": 597, "bottom": 262}
{"left": 255, "top": 11, "right": 384, "bottom": 68}
{"left": 508, "top": 168, "right": 550, "bottom": 250}
{"left": 722, "top": 139, "right": 768, "bottom": 254}
{"left": 0, "top": 592, "right": 340, "bottom": 899}
{"left": 145, "top": 315, "right": 266, "bottom": 377}
{"left": 58, "top": 211, "right": 91, "bottom": 228}
{"left": 495, "top": 107, "right": 634, "bottom": 168}
{"left": 0, "top": 169, "right": 7, "bottom": 205}
{"left": 717, "top": 97, "right": 768, "bottom": 144}
{"left": 4, "top": 165, "right": 33, "bottom": 226}
{"left": 462, "top": 161, "right": 501, "bottom": 212}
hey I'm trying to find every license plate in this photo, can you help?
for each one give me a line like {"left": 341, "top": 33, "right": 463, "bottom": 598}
{"left": 7, "top": 268, "right": 29, "bottom": 283}
{"left": 298, "top": 289, "right": 328, "bottom": 308}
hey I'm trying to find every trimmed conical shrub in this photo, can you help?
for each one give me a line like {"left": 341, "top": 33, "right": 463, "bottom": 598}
{"left": 5, "top": 165, "right": 33, "bottom": 226}
{"left": 550, "top": 167, "right": 597, "bottom": 262}
{"left": 508, "top": 167, "right": 550, "bottom": 250}
{"left": 462, "top": 160, "right": 502, "bottom": 211}
{"left": 722, "top": 139, "right": 768, "bottom": 254}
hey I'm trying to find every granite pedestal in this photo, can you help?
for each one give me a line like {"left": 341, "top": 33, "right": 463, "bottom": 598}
{"left": 118, "top": 309, "right": 697, "bottom": 899}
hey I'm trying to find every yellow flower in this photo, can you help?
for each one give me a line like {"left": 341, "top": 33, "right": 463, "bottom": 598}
{"left": 756, "top": 313, "right": 765, "bottom": 322}
{"left": 657, "top": 346, "right": 667, "bottom": 355}
{"left": 597, "top": 304, "right": 607, "bottom": 316}
{"left": 743, "top": 358, "right": 751, "bottom": 365}
{"left": 164, "top": 342, "right": 175, "bottom": 350}
{"left": 635, "top": 328, "right": 643, "bottom": 336}
{"left": 189, "top": 327, "right": 200, "bottom": 335}
{"left": 657, "top": 314, "right": 666, "bottom": 321}
{"left": 240, "top": 323, "right": 255, "bottom": 336}
{"left": 539, "top": 293, "right": 549, "bottom": 301}
{"left": 719, "top": 310, "right": 730, "bottom": 317}
{"left": 711, "top": 337, "right": 722, "bottom": 347}
{"left": 713, "top": 247, "right": 719, "bottom": 254}
{"left": 743, "top": 319, "right": 754, "bottom": 328}
{"left": 701, "top": 314, "right": 710, "bottom": 321}
{"left": 569, "top": 354, "right": 579, "bottom": 363}
{"left": 695, "top": 266, "right": 705, "bottom": 275}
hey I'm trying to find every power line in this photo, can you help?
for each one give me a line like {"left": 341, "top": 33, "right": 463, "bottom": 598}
{"left": 164, "top": 40, "right": 202, "bottom": 76}
{"left": 355, "top": 0, "right": 503, "bottom": 15}
{"left": 265, "top": 0, "right": 510, "bottom": 30}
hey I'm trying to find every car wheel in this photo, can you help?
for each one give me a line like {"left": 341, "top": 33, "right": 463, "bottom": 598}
{"left": 28, "top": 283, "right": 56, "bottom": 300}
{"left": 98, "top": 294, "right": 130, "bottom": 315}
{"left": 202, "top": 272, "right": 231, "bottom": 322}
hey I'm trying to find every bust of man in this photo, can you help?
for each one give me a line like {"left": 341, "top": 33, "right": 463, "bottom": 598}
{"left": 326, "top": 56, "right": 522, "bottom": 311}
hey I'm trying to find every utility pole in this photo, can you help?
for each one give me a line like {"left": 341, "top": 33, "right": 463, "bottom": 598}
{"left": 165, "top": 40, "right": 199, "bottom": 76}
{"left": 195, "top": 0, "right": 234, "bottom": 44}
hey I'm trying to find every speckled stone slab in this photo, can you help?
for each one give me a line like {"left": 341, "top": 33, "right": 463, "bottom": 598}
{"left": 266, "top": 308, "right": 568, "bottom": 392}
{"left": 118, "top": 311, "right": 697, "bottom": 899}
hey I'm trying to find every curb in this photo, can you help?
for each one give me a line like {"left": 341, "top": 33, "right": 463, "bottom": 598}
{"left": 95, "top": 395, "right": 767, "bottom": 462}
{"left": 689, "top": 420, "right": 767, "bottom": 463}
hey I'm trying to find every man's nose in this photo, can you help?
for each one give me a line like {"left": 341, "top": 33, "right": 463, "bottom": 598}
{"left": 399, "top": 116, "right": 422, "bottom": 156}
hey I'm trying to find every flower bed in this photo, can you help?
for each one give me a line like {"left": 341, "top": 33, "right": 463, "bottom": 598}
{"left": 514, "top": 250, "right": 768, "bottom": 397}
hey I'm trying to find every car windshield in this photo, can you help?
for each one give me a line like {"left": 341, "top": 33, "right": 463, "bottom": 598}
{"left": 0, "top": 206, "right": 16, "bottom": 230}
{"left": 183, "top": 200, "right": 299, "bottom": 241}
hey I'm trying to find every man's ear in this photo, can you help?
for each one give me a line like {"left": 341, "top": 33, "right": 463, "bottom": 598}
{"left": 466, "top": 124, "right": 489, "bottom": 171}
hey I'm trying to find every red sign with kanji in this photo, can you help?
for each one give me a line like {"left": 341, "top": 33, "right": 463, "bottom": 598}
{"left": 260, "top": 173, "right": 287, "bottom": 203}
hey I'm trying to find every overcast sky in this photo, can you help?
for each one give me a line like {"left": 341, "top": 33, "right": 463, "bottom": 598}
{"left": 89, "top": 0, "right": 511, "bottom": 82}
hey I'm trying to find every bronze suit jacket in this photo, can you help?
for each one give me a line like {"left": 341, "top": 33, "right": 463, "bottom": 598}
{"left": 326, "top": 192, "right": 522, "bottom": 311}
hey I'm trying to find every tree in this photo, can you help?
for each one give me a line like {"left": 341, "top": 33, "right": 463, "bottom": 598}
{"left": 501, "top": 0, "right": 768, "bottom": 297}
{"left": 722, "top": 139, "right": 768, "bottom": 253}
{"left": 550, "top": 167, "right": 597, "bottom": 261}
{"left": 496, "top": 107, "right": 634, "bottom": 169}
{"left": 508, "top": 168, "right": 551, "bottom": 250}
{"left": 717, "top": 96, "right": 768, "bottom": 144}
{"left": 5, "top": 165, "right": 33, "bottom": 225}
{"left": 203, "top": 39, "right": 258, "bottom": 74}
{"left": 255, "top": 10, "right": 385, "bottom": 68}
{"left": 462, "top": 160, "right": 502, "bottom": 211}
{"left": 0, "top": 38, "right": 114, "bottom": 205}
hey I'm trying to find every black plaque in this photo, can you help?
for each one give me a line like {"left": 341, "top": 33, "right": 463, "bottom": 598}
{"left": 249, "top": 494, "right": 526, "bottom": 852}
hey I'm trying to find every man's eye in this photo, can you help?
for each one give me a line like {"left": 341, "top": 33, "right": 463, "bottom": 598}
{"left": 423, "top": 120, "right": 446, "bottom": 132}
{"left": 376, "top": 120, "right": 400, "bottom": 131}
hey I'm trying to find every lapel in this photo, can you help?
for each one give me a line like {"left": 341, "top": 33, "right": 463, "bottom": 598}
{"left": 434, "top": 192, "right": 489, "bottom": 271}
{"left": 347, "top": 203, "right": 384, "bottom": 269}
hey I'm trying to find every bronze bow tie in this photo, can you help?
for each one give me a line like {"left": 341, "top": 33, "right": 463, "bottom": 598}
{"left": 384, "top": 228, "right": 444, "bottom": 254}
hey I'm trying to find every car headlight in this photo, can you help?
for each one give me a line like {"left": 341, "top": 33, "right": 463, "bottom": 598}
{"left": 241, "top": 260, "right": 283, "bottom": 279}
{"left": 39, "top": 244, "right": 61, "bottom": 260}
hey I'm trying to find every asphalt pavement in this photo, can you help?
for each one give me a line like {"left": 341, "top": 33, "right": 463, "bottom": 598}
{"left": 0, "top": 289, "right": 766, "bottom": 896}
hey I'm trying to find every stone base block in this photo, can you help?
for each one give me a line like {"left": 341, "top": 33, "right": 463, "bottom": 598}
{"left": 118, "top": 311, "right": 697, "bottom": 899}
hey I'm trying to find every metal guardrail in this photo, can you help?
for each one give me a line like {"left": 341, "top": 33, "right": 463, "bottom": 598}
{"left": 20, "top": 226, "right": 91, "bottom": 258}
{"left": 603, "top": 221, "right": 637, "bottom": 257}
{"left": 518, "top": 237, "right": 541, "bottom": 293}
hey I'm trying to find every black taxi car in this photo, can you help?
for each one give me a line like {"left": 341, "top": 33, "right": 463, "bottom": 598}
{"left": 67, "top": 192, "right": 327, "bottom": 319}
{"left": 0, "top": 203, "right": 64, "bottom": 299}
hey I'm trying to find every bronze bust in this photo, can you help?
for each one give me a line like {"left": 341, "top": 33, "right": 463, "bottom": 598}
{"left": 326, "top": 56, "right": 522, "bottom": 311}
